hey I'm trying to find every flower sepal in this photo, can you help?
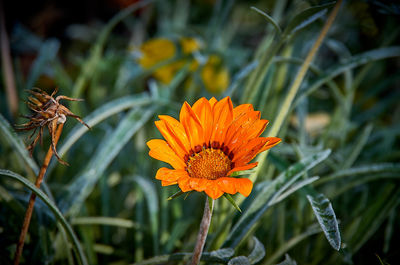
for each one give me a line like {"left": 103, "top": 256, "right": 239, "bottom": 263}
{"left": 223, "top": 194, "right": 242, "bottom": 212}
{"left": 229, "top": 169, "right": 257, "bottom": 178}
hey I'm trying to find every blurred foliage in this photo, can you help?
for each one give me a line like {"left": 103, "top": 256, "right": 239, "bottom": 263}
{"left": 1, "top": 0, "right": 400, "bottom": 264}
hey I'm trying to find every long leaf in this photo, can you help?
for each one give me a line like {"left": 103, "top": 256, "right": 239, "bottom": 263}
{"left": 294, "top": 46, "right": 400, "bottom": 106}
{"left": 25, "top": 39, "right": 60, "bottom": 90}
{"left": 315, "top": 163, "right": 400, "bottom": 186}
{"left": 306, "top": 193, "right": 341, "bottom": 251}
{"left": 71, "top": 0, "right": 155, "bottom": 102}
{"left": 251, "top": 7, "right": 282, "bottom": 34}
{"left": 0, "top": 169, "right": 88, "bottom": 265}
{"left": 0, "top": 114, "right": 39, "bottom": 174}
{"left": 133, "top": 175, "right": 160, "bottom": 254}
{"left": 58, "top": 93, "right": 152, "bottom": 157}
{"left": 132, "top": 248, "right": 234, "bottom": 265}
{"left": 58, "top": 107, "right": 155, "bottom": 215}
{"left": 283, "top": 2, "right": 335, "bottom": 38}
{"left": 223, "top": 149, "right": 331, "bottom": 248}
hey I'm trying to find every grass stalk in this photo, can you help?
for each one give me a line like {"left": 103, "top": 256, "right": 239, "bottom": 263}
{"left": 13, "top": 123, "right": 65, "bottom": 265}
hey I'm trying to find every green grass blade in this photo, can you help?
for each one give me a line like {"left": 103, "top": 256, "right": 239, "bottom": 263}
{"left": 58, "top": 93, "right": 152, "bottom": 157}
{"left": 0, "top": 114, "right": 39, "bottom": 174}
{"left": 133, "top": 175, "right": 160, "bottom": 254}
{"left": 70, "top": 0, "right": 155, "bottom": 108}
{"left": 71, "top": 216, "right": 138, "bottom": 228}
{"left": 264, "top": 224, "right": 321, "bottom": 265}
{"left": 271, "top": 176, "right": 320, "bottom": 205}
{"left": 306, "top": 193, "right": 341, "bottom": 251}
{"left": 25, "top": 39, "right": 60, "bottom": 90}
{"left": 0, "top": 169, "right": 88, "bottom": 265}
{"left": 342, "top": 124, "right": 373, "bottom": 169}
{"left": 223, "top": 149, "right": 331, "bottom": 248}
{"left": 251, "top": 7, "right": 282, "bottom": 35}
{"left": 131, "top": 248, "right": 234, "bottom": 265}
{"left": 58, "top": 107, "right": 155, "bottom": 215}
{"left": 294, "top": 46, "right": 400, "bottom": 106}
{"left": 315, "top": 163, "right": 400, "bottom": 186}
{"left": 283, "top": 2, "right": 335, "bottom": 38}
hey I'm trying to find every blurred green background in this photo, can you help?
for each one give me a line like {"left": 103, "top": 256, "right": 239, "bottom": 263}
{"left": 1, "top": 0, "right": 399, "bottom": 264}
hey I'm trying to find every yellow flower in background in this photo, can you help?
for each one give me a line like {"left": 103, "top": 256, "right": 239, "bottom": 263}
{"left": 138, "top": 37, "right": 201, "bottom": 84}
{"left": 201, "top": 55, "right": 230, "bottom": 94}
{"left": 138, "top": 38, "right": 176, "bottom": 68}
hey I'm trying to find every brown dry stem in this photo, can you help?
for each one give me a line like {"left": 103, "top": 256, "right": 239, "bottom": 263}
{"left": 13, "top": 123, "right": 64, "bottom": 265}
{"left": 190, "top": 197, "right": 214, "bottom": 265}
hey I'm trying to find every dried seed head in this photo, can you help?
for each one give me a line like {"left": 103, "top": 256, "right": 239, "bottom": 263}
{"left": 16, "top": 87, "right": 90, "bottom": 165}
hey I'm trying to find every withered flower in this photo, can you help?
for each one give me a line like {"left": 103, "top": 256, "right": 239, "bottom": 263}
{"left": 17, "top": 87, "right": 90, "bottom": 165}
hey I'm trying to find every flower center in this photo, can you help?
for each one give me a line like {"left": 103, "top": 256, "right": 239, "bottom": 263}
{"left": 186, "top": 148, "right": 232, "bottom": 180}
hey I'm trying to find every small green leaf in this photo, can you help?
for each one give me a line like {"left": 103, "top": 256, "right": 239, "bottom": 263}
{"left": 167, "top": 190, "right": 185, "bottom": 200}
{"left": 276, "top": 254, "right": 297, "bottom": 265}
{"left": 306, "top": 193, "right": 341, "bottom": 251}
{"left": 251, "top": 7, "right": 282, "bottom": 34}
{"left": 228, "top": 256, "right": 251, "bottom": 265}
{"left": 224, "top": 194, "right": 242, "bottom": 212}
{"left": 248, "top": 237, "right": 266, "bottom": 264}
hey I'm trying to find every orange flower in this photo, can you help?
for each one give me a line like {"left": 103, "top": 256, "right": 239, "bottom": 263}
{"left": 147, "top": 97, "right": 281, "bottom": 199}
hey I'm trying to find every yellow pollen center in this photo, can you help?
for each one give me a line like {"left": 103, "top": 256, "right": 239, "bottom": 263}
{"left": 186, "top": 148, "right": 232, "bottom": 180}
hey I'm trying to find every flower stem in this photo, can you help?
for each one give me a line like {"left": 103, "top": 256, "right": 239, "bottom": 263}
{"left": 13, "top": 123, "right": 65, "bottom": 265}
{"left": 190, "top": 197, "right": 214, "bottom": 265}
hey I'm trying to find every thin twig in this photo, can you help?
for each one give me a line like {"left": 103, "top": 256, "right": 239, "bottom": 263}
{"left": 190, "top": 197, "right": 214, "bottom": 265}
{"left": 0, "top": 0, "right": 18, "bottom": 118}
{"left": 13, "top": 123, "right": 65, "bottom": 265}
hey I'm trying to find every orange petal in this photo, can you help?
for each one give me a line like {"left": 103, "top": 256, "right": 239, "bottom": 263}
{"left": 227, "top": 162, "right": 258, "bottom": 176}
{"left": 189, "top": 177, "right": 208, "bottom": 191}
{"left": 159, "top": 115, "right": 191, "bottom": 152}
{"left": 178, "top": 176, "right": 192, "bottom": 192}
{"left": 192, "top": 98, "right": 213, "bottom": 145}
{"left": 259, "top": 137, "right": 282, "bottom": 152}
{"left": 162, "top": 180, "right": 177, "bottom": 186}
{"left": 225, "top": 110, "right": 260, "bottom": 149}
{"left": 209, "top": 97, "right": 217, "bottom": 108}
{"left": 180, "top": 102, "right": 205, "bottom": 149}
{"left": 234, "top": 178, "right": 253, "bottom": 197}
{"left": 204, "top": 181, "right": 224, "bottom": 199}
{"left": 210, "top": 97, "right": 233, "bottom": 144}
{"left": 233, "top": 104, "right": 253, "bottom": 119}
{"left": 216, "top": 177, "right": 237, "bottom": 194}
{"left": 227, "top": 112, "right": 269, "bottom": 153}
{"left": 147, "top": 139, "right": 186, "bottom": 169}
{"left": 155, "top": 120, "right": 187, "bottom": 159}
{"left": 156, "top": 167, "right": 189, "bottom": 182}
{"left": 232, "top": 137, "right": 271, "bottom": 165}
